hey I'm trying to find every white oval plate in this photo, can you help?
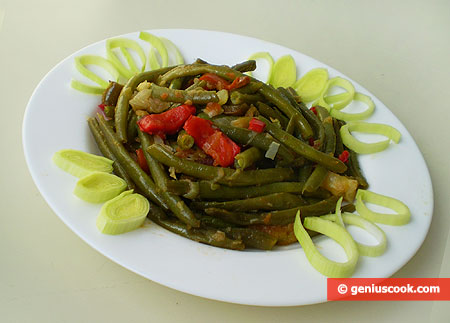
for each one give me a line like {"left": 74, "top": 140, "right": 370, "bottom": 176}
{"left": 23, "top": 29, "right": 433, "bottom": 306}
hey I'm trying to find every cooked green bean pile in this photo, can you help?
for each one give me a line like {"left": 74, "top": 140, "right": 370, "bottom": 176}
{"left": 88, "top": 61, "right": 368, "bottom": 250}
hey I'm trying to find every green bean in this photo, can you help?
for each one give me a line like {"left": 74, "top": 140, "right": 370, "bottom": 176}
{"left": 231, "top": 60, "right": 257, "bottom": 73}
{"left": 185, "top": 79, "right": 206, "bottom": 91}
{"left": 224, "top": 227, "right": 277, "bottom": 250}
{"left": 126, "top": 111, "right": 138, "bottom": 143}
{"left": 87, "top": 118, "right": 136, "bottom": 191}
{"left": 234, "top": 147, "right": 263, "bottom": 169}
{"left": 211, "top": 117, "right": 295, "bottom": 163}
{"left": 298, "top": 164, "right": 313, "bottom": 183}
{"left": 147, "top": 144, "right": 295, "bottom": 186}
{"left": 285, "top": 115, "right": 297, "bottom": 135}
{"left": 190, "top": 192, "right": 306, "bottom": 212}
{"left": 177, "top": 130, "right": 195, "bottom": 150}
{"left": 256, "top": 102, "right": 288, "bottom": 128}
{"left": 102, "top": 81, "right": 123, "bottom": 106}
{"left": 148, "top": 205, "right": 244, "bottom": 250}
{"left": 257, "top": 116, "right": 347, "bottom": 173}
{"left": 115, "top": 66, "right": 175, "bottom": 142}
{"left": 230, "top": 91, "right": 264, "bottom": 105}
{"left": 279, "top": 87, "right": 325, "bottom": 150}
{"left": 233, "top": 82, "right": 262, "bottom": 94}
{"left": 169, "top": 77, "right": 184, "bottom": 90}
{"left": 150, "top": 83, "right": 218, "bottom": 105}
{"left": 96, "top": 114, "right": 169, "bottom": 210}
{"left": 138, "top": 130, "right": 200, "bottom": 228}
{"left": 199, "top": 215, "right": 235, "bottom": 229}
{"left": 222, "top": 103, "right": 250, "bottom": 116}
{"left": 103, "top": 106, "right": 115, "bottom": 119}
{"left": 341, "top": 203, "right": 356, "bottom": 213}
{"left": 333, "top": 118, "right": 345, "bottom": 156}
{"left": 205, "top": 195, "right": 339, "bottom": 226}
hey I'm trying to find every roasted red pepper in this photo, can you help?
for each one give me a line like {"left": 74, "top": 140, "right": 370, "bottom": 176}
{"left": 310, "top": 106, "right": 318, "bottom": 115}
{"left": 338, "top": 150, "right": 350, "bottom": 163}
{"left": 138, "top": 104, "right": 196, "bottom": 138}
{"left": 183, "top": 116, "right": 240, "bottom": 167}
{"left": 136, "top": 148, "right": 149, "bottom": 173}
{"left": 199, "top": 73, "right": 250, "bottom": 91}
{"left": 248, "top": 118, "right": 266, "bottom": 133}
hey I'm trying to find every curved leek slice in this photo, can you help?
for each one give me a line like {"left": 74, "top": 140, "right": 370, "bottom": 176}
{"left": 322, "top": 212, "right": 387, "bottom": 257}
{"left": 315, "top": 77, "right": 355, "bottom": 111}
{"left": 356, "top": 189, "right": 411, "bottom": 225}
{"left": 139, "top": 31, "right": 169, "bottom": 70}
{"left": 70, "top": 80, "right": 105, "bottom": 95}
{"left": 340, "top": 121, "right": 401, "bottom": 154}
{"left": 294, "top": 212, "right": 359, "bottom": 278}
{"left": 269, "top": 55, "right": 296, "bottom": 88}
{"left": 106, "top": 38, "right": 147, "bottom": 79}
{"left": 160, "top": 37, "right": 185, "bottom": 65}
{"left": 72, "top": 55, "right": 120, "bottom": 90}
{"left": 96, "top": 190, "right": 150, "bottom": 235}
{"left": 52, "top": 149, "right": 114, "bottom": 178}
{"left": 293, "top": 68, "right": 328, "bottom": 102}
{"left": 334, "top": 197, "right": 345, "bottom": 227}
{"left": 329, "top": 92, "right": 375, "bottom": 121}
{"left": 247, "top": 52, "right": 274, "bottom": 83}
{"left": 74, "top": 172, "right": 127, "bottom": 203}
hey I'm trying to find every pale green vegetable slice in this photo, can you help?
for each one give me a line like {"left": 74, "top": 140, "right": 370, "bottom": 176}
{"left": 265, "top": 142, "right": 280, "bottom": 160}
{"left": 340, "top": 121, "right": 401, "bottom": 154}
{"left": 160, "top": 37, "right": 185, "bottom": 65}
{"left": 294, "top": 211, "right": 359, "bottom": 278}
{"left": 293, "top": 68, "right": 328, "bottom": 102}
{"left": 72, "top": 55, "right": 120, "bottom": 93}
{"left": 96, "top": 190, "right": 150, "bottom": 235}
{"left": 356, "top": 189, "right": 411, "bottom": 226}
{"left": 322, "top": 212, "right": 387, "bottom": 257}
{"left": 52, "top": 149, "right": 114, "bottom": 178}
{"left": 269, "top": 55, "right": 297, "bottom": 88}
{"left": 314, "top": 77, "right": 355, "bottom": 111}
{"left": 246, "top": 52, "right": 274, "bottom": 83}
{"left": 334, "top": 197, "right": 345, "bottom": 227}
{"left": 74, "top": 172, "right": 127, "bottom": 203}
{"left": 106, "top": 38, "right": 147, "bottom": 79}
{"left": 329, "top": 92, "right": 375, "bottom": 121}
{"left": 139, "top": 31, "right": 169, "bottom": 70}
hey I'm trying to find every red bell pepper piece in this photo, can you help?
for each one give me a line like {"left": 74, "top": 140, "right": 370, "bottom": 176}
{"left": 136, "top": 148, "right": 149, "bottom": 173}
{"left": 138, "top": 104, "right": 196, "bottom": 138}
{"left": 338, "top": 150, "right": 350, "bottom": 163}
{"left": 183, "top": 116, "right": 240, "bottom": 167}
{"left": 199, "top": 73, "right": 251, "bottom": 91}
{"left": 248, "top": 118, "right": 266, "bottom": 133}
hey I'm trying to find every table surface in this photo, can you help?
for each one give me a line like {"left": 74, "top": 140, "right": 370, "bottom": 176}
{"left": 1, "top": 0, "right": 449, "bottom": 321}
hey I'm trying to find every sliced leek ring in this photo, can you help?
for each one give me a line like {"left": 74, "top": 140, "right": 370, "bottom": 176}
{"left": 74, "top": 172, "right": 127, "bottom": 203}
{"left": 52, "top": 149, "right": 113, "bottom": 178}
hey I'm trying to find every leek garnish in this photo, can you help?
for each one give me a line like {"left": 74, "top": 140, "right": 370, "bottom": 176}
{"left": 315, "top": 77, "right": 355, "bottom": 111}
{"left": 96, "top": 190, "right": 150, "bottom": 235}
{"left": 269, "top": 55, "right": 297, "bottom": 88}
{"left": 355, "top": 189, "right": 411, "bottom": 226}
{"left": 340, "top": 121, "right": 401, "bottom": 154}
{"left": 329, "top": 92, "right": 375, "bottom": 121}
{"left": 322, "top": 212, "right": 387, "bottom": 257}
{"left": 139, "top": 31, "right": 169, "bottom": 70}
{"left": 160, "top": 37, "right": 185, "bottom": 65}
{"left": 247, "top": 52, "right": 274, "bottom": 83}
{"left": 74, "top": 172, "right": 127, "bottom": 203}
{"left": 293, "top": 68, "right": 329, "bottom": 102}
{"left": 105, "top": 38, "right": 147, "bottom": 79}
{"left": 52, "top": 149, "right": 113, "bottom": 178}
{"left": 294, "top": 211, "right": 359, "bottom": 278}
{"left": 71, "top": 55, "right": 120, "bottom": 94}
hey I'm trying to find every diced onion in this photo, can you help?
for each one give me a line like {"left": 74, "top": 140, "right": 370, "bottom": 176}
{"left": 246, "top": 52, "right": 274, "bottom": 83}
{"left": 355, "top": 189, "right": 411, "bottom": 226}
{"left": 265, "top": 142, "right": 280, "bottom": 160}
{"left": 96, "top": 190, "right": 150, "bottom": 235}
{"left": 106, "top": 38, "right": 147, "bottom": 79}
{"left": 294, "top": 211, "right": 359, "bottom": 278}
{"left": 340, "top": 121, "right": 401, "bottom": 154}
{"left": 73, "top": 172, "right": 127, "bottom": 203}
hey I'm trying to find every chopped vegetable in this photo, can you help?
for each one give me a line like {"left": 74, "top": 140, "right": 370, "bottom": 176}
{"left": 340, "top": 121, "right": 401, "bottom": 154}
{"left": 293, "top": 68, "right": 329, "bottom": 102}
{"left": 265, "top": 142, "right": 280, "bottom": 160}
{"left": 96, "top": 190, "right": 150, "bottom": 235}
{"left": 105, "top": 38, "right": 147, "bottom": 79}
{"left": 355, "top": 189, "right": 411, "bottom": 225}
{"left": 294, "top": 211, "right": 359, "bottom": 278}
{"left": 321, "top": 171, "right": 358, "bottom": 202}
{"left": 73, "top": 172, "right": 127, "bottom": 203}
{"left": 52, "top": 149, "right": 113, "bottom": 178}
{"left": 269, "top": 55, "right": 296, "bottom": 88}
{"left": 138, "top": 104, "right": 196, "bottom": 138}
{"left": 139, "top": 31, "right": 169, "bottom": 70}
{"left": 183, "top": 116, "right": 240, "bottom": 167}
{"left": 248, "top": 117, "right": 266, "bottom": 133}
{"left": 136, "top": 148, "right": 150, "bottom": 173}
